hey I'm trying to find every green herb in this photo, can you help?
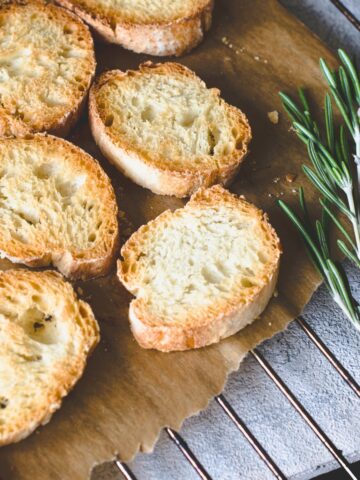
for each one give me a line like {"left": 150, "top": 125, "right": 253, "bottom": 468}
{"left": 278, "top": 191, "right": 360, "bottom": 330}
{"left": 279, "top": 49, "right": 360, "bottom": 266}
{"left": 279, "top": 49, "right": 360, "bottom": 330}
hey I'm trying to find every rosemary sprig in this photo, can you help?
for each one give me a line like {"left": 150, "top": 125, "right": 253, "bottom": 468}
{"left": 278, "top": 49, "right": 360, "bottom": 330}
{"left": 279, "top": 49, "right": 360, "bottom": 266}
{"left": 278, "top": 191, "right": 360, "bottom": 330}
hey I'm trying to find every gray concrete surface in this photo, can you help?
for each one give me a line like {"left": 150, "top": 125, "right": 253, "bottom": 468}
{"left": 93, "top": 2, "right": 360, "bottom": 479}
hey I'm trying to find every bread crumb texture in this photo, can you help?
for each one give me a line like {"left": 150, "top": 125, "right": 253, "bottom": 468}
{"left": 55, "top": 0, "right": 213, "bottom": 56}
{"left": 90, "top": 63, "right": 251, "bottom": 197}
{"left": 118, "top": 186, "right": 281, "bottom": 351}
{"left": 0, "top": 269, "right": 99, "bottom": 446}
{"left": 0, "top": 135, "right": 119, "bottom": 279}
{"left": 0, "top": 0, "right": 95, "bottom": 137}
{"left": 64, "top": 0, "right": 209, "bottom": 23}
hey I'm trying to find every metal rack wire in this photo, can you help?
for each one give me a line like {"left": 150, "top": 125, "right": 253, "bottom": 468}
{"left": 114, "top": 3, "right": 360, "bottom": 479}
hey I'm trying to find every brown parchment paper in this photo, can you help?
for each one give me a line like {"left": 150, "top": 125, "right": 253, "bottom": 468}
{"left": 0, "top": 1, "right": 341, "bottom": 478}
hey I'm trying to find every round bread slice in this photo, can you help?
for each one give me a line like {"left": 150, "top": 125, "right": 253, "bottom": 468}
{"left": 0, "top": 134, "right": 119, "bottom": 279}
{"left": 0, "top": 0, "right": 96, "bottom": 138}
{"left": 55, "top": 0, "right": 213, "bottom": 56}
{"left": 0, "top": 269, "right": 99, "bottom": 446}
{"left": 118, "top": 185, "right": 281, "bottom": 352}
{"left": 89, "top": 62, "right": 252, "bottom": 198}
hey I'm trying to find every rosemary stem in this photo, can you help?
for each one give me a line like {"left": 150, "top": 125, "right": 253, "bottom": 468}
{"left": 344, "top": 186, "right": 360, "bottom": 260}
{"left": 354, "top": 124, "right": 360, "bottom": 193}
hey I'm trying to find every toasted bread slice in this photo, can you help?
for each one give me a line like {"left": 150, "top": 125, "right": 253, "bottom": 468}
{"left": 0, "top": 0, "right": 95, "bottom": 138}
{"left": 0, "top": 269, "right": 99, "bottom": 446}
{"left": 55, "top": 0, "right": 213, "bottom": 56}
{"left": 0, "top": 134, "right": 119, "bottom": 279}
{"left": 118, "top": 186, "right": 281, "bottom": 352}
{"left": 89, "top": 62, "right": 252, "bottom": 198}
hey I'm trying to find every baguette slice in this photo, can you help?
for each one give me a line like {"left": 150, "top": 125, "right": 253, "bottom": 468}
{"left": 90, "top": 62, "right": 252, "bottom": 198}
{"left": 55, "top": 0, "right": 213, "bottom": 56}
{"left": 0, "top": 0, "right": 96, "bottom": 138}
{"left": 118, "top": 185, "right": 281, "bottom": 352}
{"left": 0, "top": 134, "right": 119, "bottom": 279}
{"left": 0, "top": 269, "right": 99, "bottom": 446}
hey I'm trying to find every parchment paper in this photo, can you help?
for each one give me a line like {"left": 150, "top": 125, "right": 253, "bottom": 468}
{"left": 0, "top": 1, "right": 340, "bottom": 478}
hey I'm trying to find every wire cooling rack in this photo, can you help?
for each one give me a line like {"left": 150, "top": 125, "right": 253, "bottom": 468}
{"left": 113, "top": 2, "right": 360, "bottom": 479}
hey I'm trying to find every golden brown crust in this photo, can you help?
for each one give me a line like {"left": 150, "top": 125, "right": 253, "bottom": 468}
{"left": 55, "top": 0, "right": 213, "bottom": 56}
{"left": 118, "top": 186, "right": 281, "bottom": 351}
{"left": 0, "top": 269, "right": 99, "bottom": 446}
{"left": 89, "top": 62, "right": 252, "bottom": 198}
{"left": 0, "top": 134, "right": 119, "bottom": 280}
{"left": 0, "top": 0, "right": 96, "bottom": 138}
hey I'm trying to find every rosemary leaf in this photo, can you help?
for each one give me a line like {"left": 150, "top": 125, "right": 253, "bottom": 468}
{"left": 302, "top": 165, "right": 353, "bottom": 219}
{"left": 326, "top": 259, "right": 359, "bottom": 327}
{"left": 339, "top": 126, "right": 350, "bottom": 165}
{"left": 337, "top": 240, "right": 360, "bottom": 269}
{"left": 338, "top": 49, "right": 360, "bottom": 105}
{"left": 325, "top": 93, "right": 335, "bottom": 153}
{"left": 277, "top": 199, "right": 328, "bottom": 276}
{"left": 329, "top": 86, "right": 354, "bottom": 134}
{"left": 316, "top": 220, "right": 330, "bottom": 259}
{"left": 320, "top": 58, "right": 337, "bottom": 89}
{"left": 278, "top": 92, "right": 306, "bottom": 124}
{"left": 319, "top": 199, "right": 357, "bottom": 250}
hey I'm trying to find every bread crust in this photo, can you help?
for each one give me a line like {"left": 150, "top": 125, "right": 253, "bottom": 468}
{"left": 0, "top": 0, "right": 96, "bottom": 138}
{"left": 0, "top": 134, "right": 119, "bottom": 280}
{"left": 89, "top": 62, "right": 252, "bottom": 198}
{"left": 0, "top": 269, "right": 99, "bottom": 446}
{"left": 55, "top": 0, "right": 213, "bottom": 56}
{"left": 118, "top": 186, "right": 282, "bottom": 352}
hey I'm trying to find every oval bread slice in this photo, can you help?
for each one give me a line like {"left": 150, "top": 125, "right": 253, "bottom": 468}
{"left": 0, "top": 269, "right": 99, "bottom": 446}
{"left": 89, "top": 62, "right": 252, "bottom": 198}
{"left": 0, "top": 134, "right": 119, "bottom": 279}
{"left": 0, "top": 0, "right": 96, "bottom": 138}
{"left": 118, "top": 185, "right": 281, "bottom": 352}
{"left": 55, "top": 0, "right": 213, "bottom": 56}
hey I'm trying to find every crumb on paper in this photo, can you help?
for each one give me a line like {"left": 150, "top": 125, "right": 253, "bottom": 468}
{"left": 268, "top": 322, "right": 272, "bottom": 326}
{"left": 292, "top": 188, "right": 297, "bottom": 194}
{"left": 221, "top": 36, "right": 229, "bottom": 45}
{"left": 268, "top": 110, "right": 279, "bottom": 124}
{"left": 268, "top": 193, "right": 273, "bottom": 197}
{"left": 273, "top": 176, "right": 280, "bottom": 184}
{"left": 254, "top": 55, "right": 260, "bottom": 61}
{"left": 285, "top": 173, "right": 296, "bottom": 183}
{"left": 264, "top": 59, "right": 268, "bottom": 64}
{"left": 236, "top": 47, "right": 245, "bottom": 55}
{"left": 273, "top": 290, "right": 278, "bottom": 298}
